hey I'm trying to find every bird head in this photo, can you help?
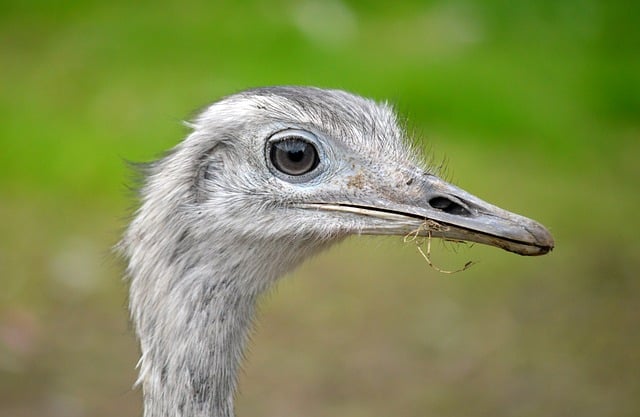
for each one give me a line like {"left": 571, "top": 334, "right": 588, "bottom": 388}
{"left": 140, "top": 86, "right": 553, "bottom": 261}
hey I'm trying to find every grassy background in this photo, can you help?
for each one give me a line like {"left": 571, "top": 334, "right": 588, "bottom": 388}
{"left": 1, "top": 1, "right": 639, "bottom": 416}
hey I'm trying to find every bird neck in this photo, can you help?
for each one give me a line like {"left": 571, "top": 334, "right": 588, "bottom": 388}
{"left": 128, "top": 226, "right": 332, "bottom": 417}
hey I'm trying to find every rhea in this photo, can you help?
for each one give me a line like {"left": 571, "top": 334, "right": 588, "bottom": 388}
{"left": 119, "top": 86, "right": 554, "bottom": 417}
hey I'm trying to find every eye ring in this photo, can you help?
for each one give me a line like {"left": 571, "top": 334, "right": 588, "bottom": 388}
{"left": 266, "top": 130, "right": 321, "bottom": 178}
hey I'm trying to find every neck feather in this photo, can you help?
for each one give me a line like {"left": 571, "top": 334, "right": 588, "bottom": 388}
{"left": 125, "top": 220, "right": 333, "bottom": 417}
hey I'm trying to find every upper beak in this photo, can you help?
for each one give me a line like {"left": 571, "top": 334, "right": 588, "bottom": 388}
{"left": 302, "top": 173, "right": 554, "bottom": 256}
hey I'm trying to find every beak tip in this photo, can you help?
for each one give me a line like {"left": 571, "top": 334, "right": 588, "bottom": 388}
{"left": 523, "top": 220, "right": 555, "bottom": 256}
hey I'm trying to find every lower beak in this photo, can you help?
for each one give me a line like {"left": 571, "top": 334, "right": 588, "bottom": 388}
{"left": 303, "top": 174, "right": 554, "bottom": 256}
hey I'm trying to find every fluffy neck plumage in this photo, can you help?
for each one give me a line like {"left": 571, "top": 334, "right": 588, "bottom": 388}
{"left": 125, "top": 210, "right": 335, "bottom": 417}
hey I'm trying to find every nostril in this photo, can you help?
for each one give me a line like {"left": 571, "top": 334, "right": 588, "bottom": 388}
{"left": 429, "top": 197, "right": 471, "bottom": 216}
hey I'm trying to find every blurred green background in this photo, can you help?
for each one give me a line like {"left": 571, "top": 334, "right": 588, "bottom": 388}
{"left": 1, "top": 0, "right": 639, "bottom": 416}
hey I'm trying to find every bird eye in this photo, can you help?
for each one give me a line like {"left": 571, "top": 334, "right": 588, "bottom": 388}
{"left": 269, "top": 137, "right": 320, "bottom": 176}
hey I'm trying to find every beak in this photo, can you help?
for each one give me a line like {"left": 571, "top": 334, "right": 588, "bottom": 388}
{"left": 302, "top": 173, "right": 554, "bottom": 256}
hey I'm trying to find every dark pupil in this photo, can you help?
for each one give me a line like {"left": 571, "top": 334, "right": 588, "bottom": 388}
{"left": 288, "top": 149, "right": 304, "bottom": 163}
{"left": 271, "top": 138, "right": 319, "bottom": 176}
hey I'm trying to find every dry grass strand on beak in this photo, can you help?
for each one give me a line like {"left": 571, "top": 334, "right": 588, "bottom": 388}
{"left": 403, "top": 220, "right": 476, "bottom": 274}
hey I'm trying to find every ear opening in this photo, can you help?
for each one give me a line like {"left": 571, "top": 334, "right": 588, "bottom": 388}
{"left": 193, "top": 144, "right": 226, "bottom": 204}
